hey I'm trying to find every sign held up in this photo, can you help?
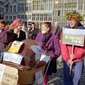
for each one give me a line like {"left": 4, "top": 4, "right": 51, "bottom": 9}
{"left": 62, "top": 28, "right": 85, "bottom": 46}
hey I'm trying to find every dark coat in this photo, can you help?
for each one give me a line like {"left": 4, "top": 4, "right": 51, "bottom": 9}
{"left": 16, "top": 30, "right": 26, "bottom": 41}
{"left": 28, "top": 28, "right": 39, "bottom": 40}
{"left": 7, "top": 30, "right": 26, "bottom": 44}
{"left": 7, "top": 30, "right": 18, "bottom": 44}
{"left": 55, "top": 27, "right": 62, "bottom": 40}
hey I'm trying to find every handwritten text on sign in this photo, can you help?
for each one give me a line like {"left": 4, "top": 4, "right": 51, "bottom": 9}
{"left": 0, "top": 64, "right": 5, "bottom": 83}
{"left": 3, "top": 52, "right": 23, "bottom": 64}
{"left": 0, "top": 64, "right": 18, "bottom": 85}
{"left": 62, "top": 28, "right": 85, "bottom": 46}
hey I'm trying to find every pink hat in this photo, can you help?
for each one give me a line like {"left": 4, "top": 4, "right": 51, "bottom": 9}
{"left": 13, "top": 19, "right": 21, "bottom": 27}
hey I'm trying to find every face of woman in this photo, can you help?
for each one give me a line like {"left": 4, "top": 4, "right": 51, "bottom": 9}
{"left": 15, "top": 22, "right": 23, "bottom": 31}
{"left": 41, "top": 24, "right": 49, "bottom": 34}
{"left": 31, "top": 24, "right": 35, "bottom": 29}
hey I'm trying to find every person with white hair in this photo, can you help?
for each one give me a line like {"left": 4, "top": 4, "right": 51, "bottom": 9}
{"left": 53, "top": 21, "right": 62, "bottom": 40}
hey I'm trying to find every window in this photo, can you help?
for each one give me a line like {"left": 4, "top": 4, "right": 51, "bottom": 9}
{"left": 32, "top": 14, "right": 35, "bottom": 21}
{"left": 13, "top": 16, "right": 16, "bottom": 20}
{"left": 26, "top": 3, "right": 32, "bottom": 12}
{"left": 0, "top": 1, "right": 2, "bottom": 5}
{"left": 33, "top": 1, "right": 37, "bottom": 10}
{"left": 21, "top": 15, "right": 24, "bottom": 19}
{"left": 25, "top": 15, "right": 27, "bottom": 19}
{"left": 29, "top": 15, "right": 31, "bottom": 20}
{"left": 17, "top": 15, "right": 20, "bottom": 18}
{"left": 5, "top": 16, "right": 8, "bottom": 20}
{"left": 18, "top": 3, "right": 25, "bottom": 12}
{"left": 6, "top": 7, "right": 9, "bottom": 13}
{"left": 2, "top": 8, "right": 4, "bottom": 13}
{"left": 40, "top": 14, "right": 43, "bottom": 21}
{"left": 9, "top": 16, "right": 12, "bottom": 20}
{"left": 37, "top": 1, "right": 40, "bottom": 10}
{"left": 78, "top": 1, "right": 83, "bottom": 10}
{"left": 44, "top": 14, "right": 47, "bottom": 21}
{"left": 10, "top": 5, "right": 12, "bottom": 13}
{"left": 13, "top": 5, "right": 16, "bottom": 13}
{"left": 44, "top": 1, "right": 49, "bottom": 10}
{"left": 36, "top": 14, "right": 39, "bottom": 21}
{"left": 58, "top": 10, "right": 60, "bottom": 16}
{"left": 48, "top": 14, "right": 52, "bottom": 21}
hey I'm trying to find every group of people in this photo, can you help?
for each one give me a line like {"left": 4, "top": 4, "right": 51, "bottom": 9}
{"left": 0, "top": 11, "right": 85, "bottom": 85}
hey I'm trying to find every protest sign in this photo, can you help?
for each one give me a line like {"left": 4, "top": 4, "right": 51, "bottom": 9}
{"left": 3, "top": 52, "right": 23, "bottom": 65}
{"left": 62, "top": 28, "right": 85, "bottom": 46}
{"left": 8, "top": 41, "right": 24, "bottom": 53}
{"left": 0, "top": 64, "right": 18, "bottom": 85}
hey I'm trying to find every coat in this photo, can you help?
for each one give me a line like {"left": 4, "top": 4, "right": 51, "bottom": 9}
{"left": 16, "top": 30, "right": 26, "bottom": 41}
{"left": 28, "top": 28, "right": 39, "bottom": 40}
{"left": 35, "top": 32, "right": 61, "bottom": 75}
{"left": 0, "top": 29, "right": 8, "bottom": 51}
{"left": 7, "top": 30, "right": 26, "bottom": 44}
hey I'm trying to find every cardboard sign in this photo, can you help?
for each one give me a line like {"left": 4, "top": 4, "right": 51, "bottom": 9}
{"left": 0, "top": 64, "right": 18, "bottom": 85}
{"left": 40, "top": 54, "right": 50, "bottom": 63}
{"left": 62, "top": 28, "right": 85, "bottom": 46}
{"left": 0, "top": 64, "right": 5, "bottom": 83}
{"left": 8, "top": 41, "right": 24, "bottom": 53}
{"left": 3, "top": 52, "right": 23, "bottom": 64}
{"left": 35, "top": 70, "right": 44, "bottom": 85}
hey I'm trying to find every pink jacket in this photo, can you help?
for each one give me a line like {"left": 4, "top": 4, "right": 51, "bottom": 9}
{"left": 61, "top": 42, "right": 85, "bottom": 62}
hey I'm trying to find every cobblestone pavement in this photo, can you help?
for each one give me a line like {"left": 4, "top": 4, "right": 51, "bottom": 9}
{"left": 48, "top": 62, "right": 85, "bottom": 85}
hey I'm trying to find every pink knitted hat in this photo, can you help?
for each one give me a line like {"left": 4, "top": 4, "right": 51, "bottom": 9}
{"left": 13, "top": 19, "right": 21, "bottom": 27}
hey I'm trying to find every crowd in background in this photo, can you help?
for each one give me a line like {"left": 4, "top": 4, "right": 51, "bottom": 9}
{"left": 0, "top": 11, "right": 85, "bottom": 85}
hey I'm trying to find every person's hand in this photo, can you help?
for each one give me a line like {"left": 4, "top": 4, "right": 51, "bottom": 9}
{"left": 50, "top": 54, "right": 55, "bottom": 59}
{"left": 68, "top": 59, "right": 74, "bottom": 65}
{"left": 14, "top": 29, "right": 19, "bottom": 35}
{"left": 70, "top": 54, "right": 76, "bottom": 60}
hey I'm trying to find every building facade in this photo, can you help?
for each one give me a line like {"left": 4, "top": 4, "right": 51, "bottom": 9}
{"left": 0, "top": 0, "right": 5, "bottom": 19}
{"left": 4, "top": 0, "right": 85, "bottom": 28}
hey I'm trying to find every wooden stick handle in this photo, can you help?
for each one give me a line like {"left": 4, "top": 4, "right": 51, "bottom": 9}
{"left": 72, "top": 45, "right": 74, "bottom": 54}
{"left": 69, "top": 45, "right": 74, "bottom": 75}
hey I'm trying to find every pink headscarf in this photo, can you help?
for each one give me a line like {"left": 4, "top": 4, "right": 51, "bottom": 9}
{"left": 13, "top": 19, "right": 21, "bottom": 27}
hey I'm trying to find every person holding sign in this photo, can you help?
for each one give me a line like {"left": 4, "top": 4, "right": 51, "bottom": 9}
{"left": 35, "top": 22, "right": 61, "bottom": 85}
{"left": 61, "top": 11, "right": 85, "bottom": 85}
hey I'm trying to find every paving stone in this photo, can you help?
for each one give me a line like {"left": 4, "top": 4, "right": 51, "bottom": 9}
{"left": 48, "top": 61, "right": 85, "bottom": 85}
